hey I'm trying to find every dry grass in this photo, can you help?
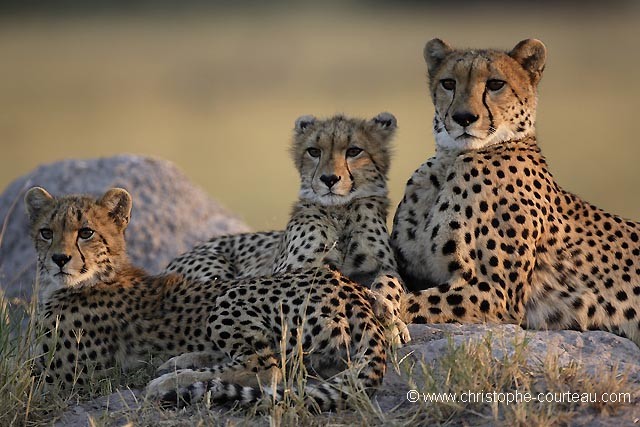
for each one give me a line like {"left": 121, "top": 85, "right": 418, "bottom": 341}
{"left": 0, "top": 5, "right": 639, "bottom": 230}
{"left": 0, "top": 228, "right": 636, "bottom": 425}
{"left": 395, "top": 333, "right": 636, "bottom": 427}
{"left": 0, "top": 293, "right": 636, "bottom": 426}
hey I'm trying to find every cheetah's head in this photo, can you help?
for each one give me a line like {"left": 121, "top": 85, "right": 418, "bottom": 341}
{"left": 425, "top": 38, "right": 546, "bottom": 152}
{"left": 24, "top": 187, "right": 132, "bottom": 302}
{"left": 291, "top": 113, "right": 396, "bottom": 205}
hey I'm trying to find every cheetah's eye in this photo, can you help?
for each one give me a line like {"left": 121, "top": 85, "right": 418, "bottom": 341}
{"left": 307, "top": 147, "right": 321, "bottom": 158}
{"left": 78, "top": 228, "right": 94, "bottom": 240}
{"left": 440, "top": 79, "right": 456, "bottom": 91}
{"left": 345, "top": 147, "right": 363, "bottom": 158}
{"left": 40, "top": 228, "right": 53, "bottom": 240}
{"left": 486, "top": 79, "right": 506, "bottom": 91}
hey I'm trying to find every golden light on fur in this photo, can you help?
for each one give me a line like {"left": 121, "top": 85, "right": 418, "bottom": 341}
{"left": 24, "top": 187, "right": 132, "bottom": 302}
{"left": 291, "top": 113, "right": 397, "bottom": 206}
{"left": 424, "top": 38, "right": 546, "bottom": 151}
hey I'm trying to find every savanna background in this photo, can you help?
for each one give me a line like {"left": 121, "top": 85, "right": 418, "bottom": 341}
{"left": 1, "top": 2, "right": 640, "bottom": 425}
{"left": 1, "top": 0, "right": 639, "bottom": 231}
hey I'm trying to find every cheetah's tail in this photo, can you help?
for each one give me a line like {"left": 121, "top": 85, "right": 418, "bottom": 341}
{"left": 158, "top": 376, "right": 374, "bottom": 412}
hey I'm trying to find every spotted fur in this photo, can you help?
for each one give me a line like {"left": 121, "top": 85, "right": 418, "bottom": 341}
{"left": 392, "top": 39, "right": 640, "bottom": 345}
{"left": 166, "top": 113, "right": 410, "bottom": 344}
{"left": 272, "top": 113, "right": 409, "bottom": 344}
{"left": 166, "top": 113, "right": 398, "bottom": 283}
{"left": 26, "top": 188, "right": 389, "bottom": 411}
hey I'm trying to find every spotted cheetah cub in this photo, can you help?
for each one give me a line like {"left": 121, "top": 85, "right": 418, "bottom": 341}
{"left": 25, "top": 187, "right": 389, "bottom": 410}
{"left": 271, "top": 113, "right": 408, "bottom": 342}
{"left": 165, "top": 114, "right": 399, "bottom": 287}
{"left": 392, "top": 39, "right": 640, "bottom": 344}
{"left": 167, "top": 113, "right": 409, "bottom": 343}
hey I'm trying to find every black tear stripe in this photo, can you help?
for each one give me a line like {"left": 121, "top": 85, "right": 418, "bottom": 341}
{"left": 75, "top": 237, "right": 86, "bottom": 272}
{"left": 311, "top": 147, "right": 321, "bottom": 188}
{"left": 443, "top": 86, "right": 456, "bottom": 124}
{"left": 345, "top": 160, "right": 355, "bottom": 192}
{"left": 482, "top": 87, "right": 495, "bottom": 133}
{"left": 511, "top": 88, "right": 524, "bottom": 106}
{"left": 345, "top": 129, "right": 356, "bottom": 175}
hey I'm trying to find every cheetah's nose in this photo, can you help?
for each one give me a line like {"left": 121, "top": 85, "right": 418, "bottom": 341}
{"left": 52, "top": 253, "right": 71, "bottom": 268}
{"left": 452, "top": 112, "right": 479, "bottom": 127}
{"left": 320, "top": 174, "right": 341, "bottom": 188}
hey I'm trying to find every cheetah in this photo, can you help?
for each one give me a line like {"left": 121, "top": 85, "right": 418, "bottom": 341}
{"left": 167, "top": 113, "right": 409, "bottom": 343}
{"left": 270, "top": 113, "right": 408, "bottom": 339}
{"left": 25, "top": 187, "right": 389, "bottom": 411}
{"left": 166, "top": 113, "right": 400, "bottom": 286}
{"left": 391, "top": 38, "right": 640, "bottom": 345}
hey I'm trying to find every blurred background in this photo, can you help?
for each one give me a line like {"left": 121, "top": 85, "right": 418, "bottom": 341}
{"left": 1, "top": 1, "right": 639, "bottom": 231}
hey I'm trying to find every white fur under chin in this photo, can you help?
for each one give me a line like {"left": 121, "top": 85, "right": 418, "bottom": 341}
{"left": 434, "top": 125, "right": 531, "bottom": 153}
{"left": 298, "top": 187, "right": 387, "bottom": 206}
{"left": 37, "top": 271, "right": 97, "bottom": 305}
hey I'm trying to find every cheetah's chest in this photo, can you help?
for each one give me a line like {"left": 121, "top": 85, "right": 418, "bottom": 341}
{"left": 399, "top": 156, "right": 464, "bottom": 286}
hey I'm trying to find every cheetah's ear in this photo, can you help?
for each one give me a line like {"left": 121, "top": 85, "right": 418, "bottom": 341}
{"left": 99, "top": 188, "right": 132, "bottom": 229}
{"left": 370, "top": 112, "right": 397, "bottom": 139}
{"left": 294, "top": 115, "right": 316, "bottom": 134}
{"left": 24, "top": 187, "right": 54, "bottom": 223}
{"left": 509, "top": 39, "right": 546, "bottom": 85}
{"left": 424, "top": 38, "right": 453, "bottom": 77}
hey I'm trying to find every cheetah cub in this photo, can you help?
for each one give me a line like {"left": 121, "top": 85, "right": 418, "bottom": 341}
{"left": 271, "top": 113, "right": 408, "bottom": 343}
{"left": 167, "top": 113, "right": 410, "bottom": 343}
{"left": 392, "top": 39, "right": 640, "bottom": 345}
{"left": 25, "top": 187, "right": 389, "bottom": 410}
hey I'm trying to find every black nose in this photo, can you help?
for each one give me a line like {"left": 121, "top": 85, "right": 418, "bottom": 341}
{"left": 52, "top": 254, "right": 71, "bottom": 268}
{"left": 320, "top": 174, "right": 341, "bottom": 188}
{"left": 452, "top": 112, "right": 479, "bottom": 127}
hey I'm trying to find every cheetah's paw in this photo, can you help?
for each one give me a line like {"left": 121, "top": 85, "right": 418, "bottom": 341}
{"left": 370, "top": 296, "right": 411, "bottom": 345}
{"left": 156, "top": 352, "right": 220, "bottom": 376}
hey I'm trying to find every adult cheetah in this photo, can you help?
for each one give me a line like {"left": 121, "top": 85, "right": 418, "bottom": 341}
{"left": 25, "top": 187, "right": 389, "bottom": 411}
{"left": 391, "top": 38, "right": 640, "bottom": 344}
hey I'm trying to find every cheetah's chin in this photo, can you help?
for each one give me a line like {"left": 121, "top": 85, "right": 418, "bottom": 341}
{"left": 49, "top": 271, "right": 95, "bottom": 288}
{"left": 435, "top": 131, "right": 496, "bottom": 152}
{"left": 299, "top": 189, "right": 355, "bottom": 206}
{"left": 435, "top": 126, "right": 532, "bottom": 153}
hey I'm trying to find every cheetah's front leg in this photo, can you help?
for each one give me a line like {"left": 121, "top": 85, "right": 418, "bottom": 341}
{"left": 339, "top": 198, "right": 410, "bottom": 343}
{"left": 272, "top": 204, "right": 342, "bottom": 274}
{"left": 391, "top": 156, "right": 443, "bottom": 288}
{"left": 369, "top": 274, "right": 411, "bottom": 344}
{"left": 400, "top": 275, "right": 525, "bottom": 325}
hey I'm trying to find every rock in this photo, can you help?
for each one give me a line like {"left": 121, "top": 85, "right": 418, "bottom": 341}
{"left": 377, "top": 324, "right": 640, "bottom": 421}
{"left": 0, "top": 155, "right": 250, "bottom": 300}
{"left": 54, "top": 390, "right": 141, "bottom": 427}
{"left": 388, "top": 324, "right": 640, "bottom": 377}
